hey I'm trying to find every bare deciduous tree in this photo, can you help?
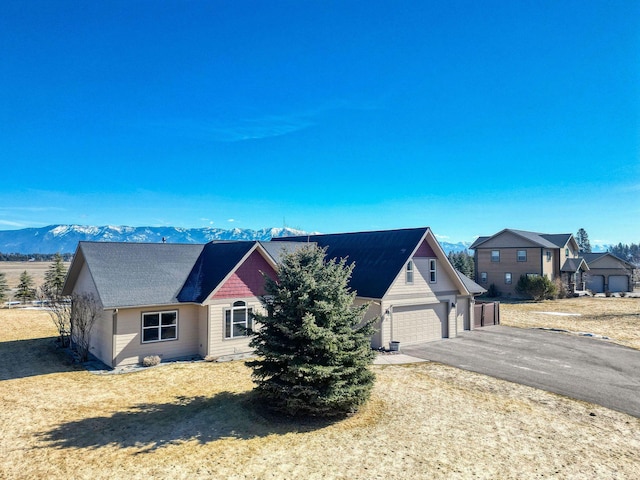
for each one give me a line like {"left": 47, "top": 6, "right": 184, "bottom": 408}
{"left": 39, "top": 284, "right": 72, "bottom": 347}
{"left": 70, "top": 292, "right": 101, "bottom": 362}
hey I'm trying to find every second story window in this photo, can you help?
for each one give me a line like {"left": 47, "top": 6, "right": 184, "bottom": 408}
{"left": 565, "top": 248, "right": 569, "bottom": 257}
{"left": 546, "top": 251, "right": 552, "bottom": 261}
{"left": 429, "top": 259, "right": 437, "bottom": 283}
{"left": 517, "top": 250, "right": 527, "bottom": 262}
{"left": 406, "top": 260, "right": 414, "bottom": 284}
{"left": 491, "top": 250, "right": 500, "bottom": 262}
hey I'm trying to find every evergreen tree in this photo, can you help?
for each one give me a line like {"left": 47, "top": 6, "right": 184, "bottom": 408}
{"left": 576, "top": 228, "right": 592, "bottom": 253}
{"left": 247, "top": 245, "right": 376, "bottom": 418}
{"left": 447, "top": 250, "right": 474, "bottom": 279}
{"left": 42, "top": 253, "right": 68, "bottom": 299}
{"left": 15, "top": 270, "right": 35, "bottom": 303}
{"left": 0, "top": 272, "right": 8, "bottom": 303}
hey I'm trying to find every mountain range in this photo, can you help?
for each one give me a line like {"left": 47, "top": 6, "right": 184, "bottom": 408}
{"left": 0, "top": 224, "right": 476, "bottom": 255}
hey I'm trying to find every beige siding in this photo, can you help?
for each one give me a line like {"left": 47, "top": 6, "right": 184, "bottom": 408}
{"left": 354, "top": 298, "right": 382, "bottom": 348}
{"left": 113, "top": 304, "right": 202, "bottom": 366}
{"left": 456, "top": 297, "right": 470, "bottom": 331}
{"left": 74, "top": 262, "right": 113, "bottom": 367}
{"left": 205, "top": 297, "right": 265, "bottom": 359}
{"left": 379, "top": 255, "right": 463, "bottom": 346}
{"left": 198, "top": 306, "right": 209, "bottom": 357}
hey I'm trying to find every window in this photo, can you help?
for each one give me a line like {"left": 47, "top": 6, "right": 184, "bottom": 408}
{"left": 505, "top": 273, "right": 512, "bottom": 284}
{"left": 565, "top": 248, "right": 569, "bottom": 257}
{"left": 429, "top": 259, "right": 437, "bottom": 283}
{"left": 406, "top": 261, "right": 414, "bottom": 284}
{"left": 142, "top": 311, "right": 177, "bottom": 343}
{"left": 225, "top": 301, "right": 253, "bottom": 339}
{"left": 546, "top": 251, "right": 552, "bottom": 261}
{"left": 517, "top": 250, "right": 527, "bottom": 262}
{"left": 480, "top": 272, "right": 487, "bottom": 283}
{"left": 491, "top": 250, "right": 500, "bottom": 262}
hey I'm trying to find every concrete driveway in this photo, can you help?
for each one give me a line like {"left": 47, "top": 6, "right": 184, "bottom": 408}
{"left": 401, "top": 325, "right": 640, "bottom": 418}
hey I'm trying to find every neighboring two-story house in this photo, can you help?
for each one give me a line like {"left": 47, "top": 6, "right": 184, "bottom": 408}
{"left": 470, "top": 229, "right": 589, "bottom": 296}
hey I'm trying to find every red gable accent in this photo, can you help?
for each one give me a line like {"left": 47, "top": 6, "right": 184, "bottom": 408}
{"left": 414, "top": 240, "right": 436, "bottom": 257}
{"left": 212, "top": 249, "right": 276, "bottom": 299}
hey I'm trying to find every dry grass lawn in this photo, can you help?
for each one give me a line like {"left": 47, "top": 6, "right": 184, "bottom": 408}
{"left": 1, "top": 307, "right": 639, "bottom": 479}
{"left": 0, "top": 261, "right": 71, "bottom": 298}
{"left": 500, "top": 296, "right": 640, "bottom": 350}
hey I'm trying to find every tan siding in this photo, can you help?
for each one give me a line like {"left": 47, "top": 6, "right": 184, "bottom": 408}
{"left": 456, "top": 297, "right": 470, "bottom": 331}
{"left": 354, "top": 298, "right": 382, "bottom": 348}
{"left": 206, "top": 297, "right": 265, "bottom": 359}
{"left": 198, "top": 306, "right": 209, "bottom": 357}
{"left": 113, "top": 304, "right": 202, "bottom": 366}
{"left": 385, "top": 258, "right": 450, "bottom": 301}
{"left": 74, "top": 262, "right": 113, "bottom": 367}
{"left": 476, "top": 247, "right": 544, "bottom": 296}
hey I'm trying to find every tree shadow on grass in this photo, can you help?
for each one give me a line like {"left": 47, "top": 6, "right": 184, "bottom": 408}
{"left": 38, "top": 391, "right": 339, "bottom": 453}
{"left": 0, "top": 337, "right": 78, "bottom": 381}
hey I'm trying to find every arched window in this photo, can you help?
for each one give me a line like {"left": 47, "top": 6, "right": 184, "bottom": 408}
{"left": 224, "top": 301, "right": 253, "bottom": 339}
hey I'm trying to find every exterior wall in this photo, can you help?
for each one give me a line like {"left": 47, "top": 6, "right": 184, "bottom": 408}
{"left": 205, "top": 296, "right": 265, "bottom": 359}
{"left": 354, "top": 298, "right": 383, "bottom": 349}
{"left": 456, "top": 297, "right": 470, "bottom": 332}
{"left": 74, "top": 262, "right": 113, "bottom": 367}
{"left": 541, "top": 249, "right": 558, "bottom": 280}
{"left": 475, "top": 247, "right": 544, "bottom": 296}
{"left": 380, "top": 256, "right": 461, "bottom": 346}
{"left": 212, "top": 250, "right": 276, "bottom": 299}
{"left": 113, "top": 304, "right": 202, "bottom": 366}
{"left": 586, "top": 257, "right": 634, "bottom": 292}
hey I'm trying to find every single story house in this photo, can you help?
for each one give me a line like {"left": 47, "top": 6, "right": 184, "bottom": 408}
{"left": 62, "top": 227, "right": 485, "bottom": 368}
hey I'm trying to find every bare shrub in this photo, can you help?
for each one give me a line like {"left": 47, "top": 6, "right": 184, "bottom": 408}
{"left": 143, "top": 355, "right": 161, "bottom": 367}
{"left": 70, "top": 292, "right": 101, "bottom": 362}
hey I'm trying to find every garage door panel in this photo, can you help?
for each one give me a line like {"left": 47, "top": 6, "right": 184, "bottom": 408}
{"left": 393, "top": 303, "right": 446, "bottom": 345}
{"left": 586, "top": 275, "right": 604, "bottom": 293}
{"left": 609, "top": 276, "right": 629, "bottom": 292}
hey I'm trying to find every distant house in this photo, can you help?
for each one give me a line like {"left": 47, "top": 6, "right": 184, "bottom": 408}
{"left": 62, "top": 227, "right": 485, "bottom": 368}
{"left": 581, "top": 253, "right": 635, "bottom": 293}
{"left": 470, "top": 229, "right": 589, "bottom": 296}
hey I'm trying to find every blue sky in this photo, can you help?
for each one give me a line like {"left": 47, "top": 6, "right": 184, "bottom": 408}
{"left": 1, "top": 1, "right": 638, "bottom": 244}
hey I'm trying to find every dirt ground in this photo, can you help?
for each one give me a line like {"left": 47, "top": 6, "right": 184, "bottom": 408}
{"left": 500, "top": 296, "right": 640, "bottom": 350}
{"left": 1, "top": 308, "right": 639, "bottom": 479}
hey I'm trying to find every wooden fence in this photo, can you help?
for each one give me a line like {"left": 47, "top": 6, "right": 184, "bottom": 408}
{"left": 474, "top": 301, "right": 500, "bottom": 327}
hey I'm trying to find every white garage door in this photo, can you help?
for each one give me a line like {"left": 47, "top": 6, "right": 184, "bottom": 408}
{"left": 586, "top": 275, "right": 604, "bottom": 293}
{"left": 609, "top": 276, "right": 629, "bottom": 292}
{"left": 392, "top": 303, "right": 447, "bottom": 345}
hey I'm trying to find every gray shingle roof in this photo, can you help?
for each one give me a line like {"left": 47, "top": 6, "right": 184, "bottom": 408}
{"left": 471, "top": 229, "right": 573, "bottom": 249}
{"left": 68, "top": 242, "right": 205, "bottom": 308}
{"left": 455, "top": 270, "right": 486, "bottom": 294}
{"left": 561, "top": 257, "right": 589, "bottom": 272}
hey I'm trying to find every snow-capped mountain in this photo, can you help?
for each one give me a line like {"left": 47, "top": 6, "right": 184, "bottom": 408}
{"left": 0, "top": 225, "right": 609, "bottom": 255}
{"left": 0, "top": 225, "right": 309, "bottom": 254}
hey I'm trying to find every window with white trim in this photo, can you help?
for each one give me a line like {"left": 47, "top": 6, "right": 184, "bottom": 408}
{"left": 505, "top": 273, "right": 512, "bottom": 284}
{"left": 225, "top": 301, "right": 253, "bottom": 339}
{"left": 429, "top": 259, "right": 437, "bottom": 283}
{"left": 491, "top": 250, "right": 500, "bottom": 262}
{"left": 517, "top": 250, "right": 527, "bottom": 262}
{"left": 406, "top": 260, "right": 414, "bottom": 284}
{"left": 142, "top": 311, "right": 178, "bottom": 343}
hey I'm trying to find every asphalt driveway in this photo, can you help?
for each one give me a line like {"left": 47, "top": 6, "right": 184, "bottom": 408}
{"left": 401, "top": 325, "right": 640, "bottom": 418}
